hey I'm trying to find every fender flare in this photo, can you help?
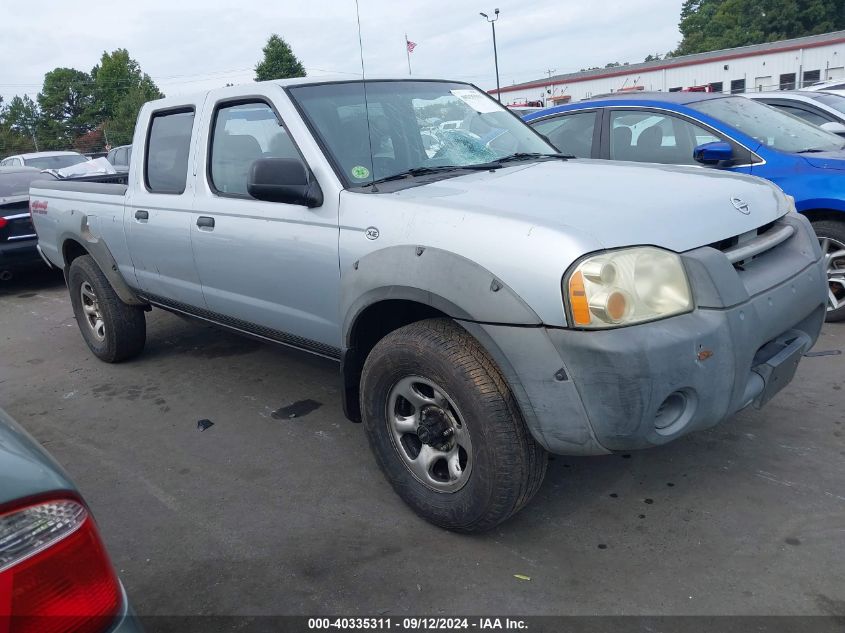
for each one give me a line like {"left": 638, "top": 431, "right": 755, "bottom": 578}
{"left": 341, "top": 244, "right": 542, "bottom": 345}
{"left": 340, "top": 245, "right": 545, "bottom": 429}
{"left": 59, "top": 214, "right": 146, "bottom": 307}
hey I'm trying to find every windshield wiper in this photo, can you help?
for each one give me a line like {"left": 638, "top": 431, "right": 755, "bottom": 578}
{"left": 795, "top": 148, "right": 826, "bottom": 153}
{"left": 364, "top": 164, "right": 503, "bottom": 186}
{"left": 361, "top": 153, "right": 574, "bottom": 188}
{"left": 496, "top": 152, "right": 576, "bottom": 162}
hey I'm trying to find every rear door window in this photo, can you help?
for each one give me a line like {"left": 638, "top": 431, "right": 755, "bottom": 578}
{"left": 530, "top": 111, "right": 597, "bottom": 157}
{"left": 145, "top": 109, "right": 195, "bottom": 194}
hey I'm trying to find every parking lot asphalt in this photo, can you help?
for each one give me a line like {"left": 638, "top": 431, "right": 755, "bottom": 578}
{"left": 1, "top": 269, "right": 843, "bottom": 618}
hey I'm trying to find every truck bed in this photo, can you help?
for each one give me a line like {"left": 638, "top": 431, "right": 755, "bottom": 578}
{"left": 30, "top": 177, "right": 130, "bottom": 274}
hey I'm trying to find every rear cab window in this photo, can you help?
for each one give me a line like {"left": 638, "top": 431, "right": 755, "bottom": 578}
{"left": 145, "top": 109, "right": 195, "bottom": 194}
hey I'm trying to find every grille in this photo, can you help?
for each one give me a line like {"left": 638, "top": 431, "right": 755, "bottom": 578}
{"left": 709, "top": 221, "right": 794, "bottom": 266}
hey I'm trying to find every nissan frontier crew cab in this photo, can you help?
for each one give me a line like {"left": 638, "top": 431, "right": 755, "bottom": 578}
{"left": 30, "top": 78, "right": 828, "bottom": 532}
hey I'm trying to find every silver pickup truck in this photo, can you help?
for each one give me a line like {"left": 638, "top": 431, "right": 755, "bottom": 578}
{"left": 30, "top": 78, "right": 828, "bottom": 531}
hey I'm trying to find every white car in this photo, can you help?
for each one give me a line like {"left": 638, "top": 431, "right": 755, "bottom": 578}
{"left": 0, "top": 150, "right": 89, "bottom": 170}
{"left": 745, "top": 91, "right": 845, "bottom": 136}
{"left": 803, "top": 78, "right": 845, "bottom": 96}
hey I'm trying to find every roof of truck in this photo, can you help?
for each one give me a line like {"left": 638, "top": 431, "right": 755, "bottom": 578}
{"left": 148, "top": 77, "right": 473, "bottom": 108}
{"left": 275, "top": 76, "right": 458, "bottom": 86}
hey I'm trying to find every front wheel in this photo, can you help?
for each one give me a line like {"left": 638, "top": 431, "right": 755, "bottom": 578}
{"left": 360, "top": 318, "right": 547, "bottom": 532}
{"left": 812, "top": 220, "right": 845, "bottom": 322}
{"left": 68, "top": 255, "right": 146, "bottom": 362}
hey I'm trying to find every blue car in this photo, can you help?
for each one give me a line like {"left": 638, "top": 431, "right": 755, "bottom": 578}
{"left": 523, "top": 92, "right": 845, "bottom": 321}
{"left": 0, "top": 407, "right": 142, "bottom": 633}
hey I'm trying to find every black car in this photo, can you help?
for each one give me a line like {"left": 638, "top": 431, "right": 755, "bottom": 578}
{"left": 0, "top": 166, "right": 56, "bottom": 279}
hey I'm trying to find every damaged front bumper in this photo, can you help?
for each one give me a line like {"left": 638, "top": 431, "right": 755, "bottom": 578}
{"left": 474, "top": 213, "right": 828, "bottom": 455}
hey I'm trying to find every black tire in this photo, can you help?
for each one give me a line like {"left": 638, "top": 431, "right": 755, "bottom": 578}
{"left": 360, "top": 318, "right": 547, "bottom": 532}
{"left": 811, "top": 220, "right": 845, "bottom": 323}
{"left": 67, "top": 255, "right": 146, "bottom": 362}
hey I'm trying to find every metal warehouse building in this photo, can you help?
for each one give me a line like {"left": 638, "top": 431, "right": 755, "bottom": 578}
{"left": 494, "top": 30, "right": 845, "bottom": 106}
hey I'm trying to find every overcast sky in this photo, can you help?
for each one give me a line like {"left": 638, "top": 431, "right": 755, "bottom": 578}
{"left": 1, "top": 0, "right": 683, "bottom": 104}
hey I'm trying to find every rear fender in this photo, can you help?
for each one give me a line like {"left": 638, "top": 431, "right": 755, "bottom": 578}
{"left": 60, "top": 214, "right": 145, "bottom": 307}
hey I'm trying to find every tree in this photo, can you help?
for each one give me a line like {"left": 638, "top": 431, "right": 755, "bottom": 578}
{"left": 674, "top": 0, "right": 845, "bottom": 56}
{"left": 104, "top": 77, "right": 162, "bottom": 146}
{"left": 90, "top": 49, "right": 163, "bottom": 150}
{"left": 254, "top": 35, "right": 306, "bottom": 81}
{"left": 74, "top": 126, "right": 106, "bottom": 154}
{"left": 37, "top": 67, "right": 95, "bottom": 149}
{"left": 4, "top": 96, "right": 41, "bottom": 152}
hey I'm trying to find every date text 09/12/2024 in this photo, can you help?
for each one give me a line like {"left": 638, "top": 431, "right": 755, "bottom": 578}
{"left": 308, "top": 618, "right": 528, "bottom": 630}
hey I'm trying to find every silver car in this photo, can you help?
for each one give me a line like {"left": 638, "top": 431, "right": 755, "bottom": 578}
{"left": 745, "top": 90, "right": 845, "bottom": 136}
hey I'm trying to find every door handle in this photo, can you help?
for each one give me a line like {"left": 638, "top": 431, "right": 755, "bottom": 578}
{"left": 196, "top": 216, "right": 215, "bottom": 229}
{"left": 134, "top": 210, "right": 149, "bottom": 220}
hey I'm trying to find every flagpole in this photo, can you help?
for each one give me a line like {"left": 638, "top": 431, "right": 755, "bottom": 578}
{"left": 405, "top": 33, "right": 412, "bottom": 75}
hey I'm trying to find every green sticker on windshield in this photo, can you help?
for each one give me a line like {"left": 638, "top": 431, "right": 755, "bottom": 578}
{"left": 351, "top": 165, "right": 370, "bottom": 179}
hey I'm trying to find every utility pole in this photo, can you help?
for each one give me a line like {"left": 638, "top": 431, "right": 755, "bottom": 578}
{"left": 545, "top": 68, "right": 556, "bottom": 104}
{"left": 480, "top": 9, "right": 501, "bottom": 102}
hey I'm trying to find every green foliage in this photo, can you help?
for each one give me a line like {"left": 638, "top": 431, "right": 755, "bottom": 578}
{"left": 37, "top": 67, "right": 95, "bottom": 149}
{"left": 104, "top": 76, "right": 161, "bottom": 147}
{"left": 90, "top": 49, "right": 163, "bottom": 149}
{"left": 0, "top": 49, "right": 163, "bottom": 157}
{"left": 675, "top": 0, "right": 845, "bottom": 56}
{"left": 2, "top": 95, "right": 41, "bottom": 153}
{"left": 254, "top": 34, "right": 306, "bottom": 81}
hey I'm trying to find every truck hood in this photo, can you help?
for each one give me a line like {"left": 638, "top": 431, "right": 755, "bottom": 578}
{"left": 395, "top": 159, "right": 787, "bottom": 252}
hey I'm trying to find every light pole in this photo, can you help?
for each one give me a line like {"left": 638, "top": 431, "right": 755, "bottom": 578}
{"left": 480, "top": 9, "right": 501, "bottom": 102}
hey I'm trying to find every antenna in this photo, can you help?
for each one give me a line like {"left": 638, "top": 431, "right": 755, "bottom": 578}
{"left": 354, "top": 0, "right": 377, "bottom": 190}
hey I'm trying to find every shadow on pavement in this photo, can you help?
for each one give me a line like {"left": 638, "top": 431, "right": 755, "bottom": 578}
{"left": 0, "top": 266, "right": 64, "bottom": 297}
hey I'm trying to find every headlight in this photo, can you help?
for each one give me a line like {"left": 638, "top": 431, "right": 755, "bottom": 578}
{"left": 564, "top": 247, "right": 692, "bottom": 329}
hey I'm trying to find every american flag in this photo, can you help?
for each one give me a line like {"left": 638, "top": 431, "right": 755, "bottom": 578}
{"left": 406, "top": 39, "right": 417, "bottom": 53}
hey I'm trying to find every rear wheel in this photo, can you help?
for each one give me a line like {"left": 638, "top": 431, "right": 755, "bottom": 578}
{"left": 360, "top": 318, "right": 547, "bottom": 532}
{"left": 812, "top": 220, "right": 845, "bottom": 322}
{"left": 68, "top": 255, "right": 146, "bottom": 362}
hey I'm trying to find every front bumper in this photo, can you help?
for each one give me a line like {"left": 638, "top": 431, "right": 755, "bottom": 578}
{"left": 475, "top": 213, "right": 828, "bottom": 455}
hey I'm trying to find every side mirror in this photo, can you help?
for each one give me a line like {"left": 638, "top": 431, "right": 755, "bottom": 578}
{"left": 693, "top": 141, "right": 734, "bottom": 165}
{"left": 820, "top": 121, "right": 845, "bottom": 136}
{"left": 247, "top": 158, "right": 323, "bottom": 207}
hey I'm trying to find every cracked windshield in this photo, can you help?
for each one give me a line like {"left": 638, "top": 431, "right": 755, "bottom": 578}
{"left": 289, "top": 80, "right": 555, "bottom": 184}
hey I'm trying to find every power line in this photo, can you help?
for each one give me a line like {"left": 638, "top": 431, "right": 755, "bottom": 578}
{"left": 0, "top": 64, "right": 361, "bottom": 90}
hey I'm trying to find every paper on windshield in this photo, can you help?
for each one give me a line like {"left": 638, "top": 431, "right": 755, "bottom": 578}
{"left": 450, "top": 89, "right": 500, "bottom": 113}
